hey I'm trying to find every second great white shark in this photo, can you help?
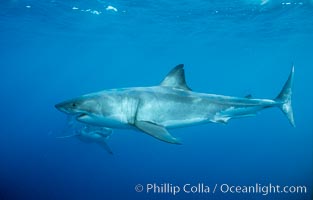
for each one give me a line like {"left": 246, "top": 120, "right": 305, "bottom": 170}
{"left": 55, "top": 64, "right": 295, "bottom": 144}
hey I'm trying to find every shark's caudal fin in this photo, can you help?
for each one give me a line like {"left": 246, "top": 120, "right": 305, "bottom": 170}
{"left": 275, "top": 65, "right": 295, "bottom": 127}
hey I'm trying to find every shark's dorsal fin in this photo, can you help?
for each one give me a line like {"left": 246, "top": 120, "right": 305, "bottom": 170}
{"left": 160, "top": 64, "right": 192, "bottom": 91}
{"left": 245, "top": 94, "right": 253, "bottom": 99}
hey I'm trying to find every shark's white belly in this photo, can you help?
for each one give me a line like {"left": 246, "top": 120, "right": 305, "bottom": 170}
{"left": 77, "top": 113, "right": 133, "bottom": 129}
{"left": 160, "top": 117, "right": 209, "bottom": 128}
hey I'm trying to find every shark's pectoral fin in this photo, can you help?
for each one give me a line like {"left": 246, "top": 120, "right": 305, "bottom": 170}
{"left": 135, "top": 121, "right": 181, "bottom": 145}
{"left": 98, "top": 141, "right": 113, "bottom": 155}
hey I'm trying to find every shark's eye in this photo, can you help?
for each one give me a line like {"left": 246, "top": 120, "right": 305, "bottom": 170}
{"left": 72, "top": 103, "right": 76, "bottom": 107}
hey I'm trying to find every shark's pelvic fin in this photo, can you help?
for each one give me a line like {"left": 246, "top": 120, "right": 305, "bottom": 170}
{"left": 160, "top": 64, "right": 192, "bottom": 91}
{"left": 135, "top": 121, "right": 181, "bottom": 144}
{"left": 275, "top": 65, "right": 295, "bottom": 127}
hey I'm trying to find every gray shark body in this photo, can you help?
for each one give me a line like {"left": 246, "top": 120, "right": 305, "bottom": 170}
{"left": 56, "top": 64, "right": 295, "bottom": 145}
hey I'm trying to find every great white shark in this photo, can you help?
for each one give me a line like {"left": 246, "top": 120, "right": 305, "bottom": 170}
{"left": 55, "top": 64, "right": 295, "bottom": 145}
{"left": 57, "top": 119, "right": 113, "bottom": 154}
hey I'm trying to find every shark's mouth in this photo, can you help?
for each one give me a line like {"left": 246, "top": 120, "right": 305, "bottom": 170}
{"left": 76, "top": 113, "right": 87, "bottom": 120}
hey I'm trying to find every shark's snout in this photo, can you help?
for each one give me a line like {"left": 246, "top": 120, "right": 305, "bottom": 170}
{"left": 55, "top": 97, "right": 93, "bottom": 119}
{"left": 55, "top": 102, "right": 70, "bottom": 114}
{"left": 55, "top": 100, "right": 80, "bottom": 114}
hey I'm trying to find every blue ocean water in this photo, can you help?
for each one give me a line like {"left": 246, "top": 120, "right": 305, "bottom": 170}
{"left": 0, "top": 0, "right": 312, "bottom": 199}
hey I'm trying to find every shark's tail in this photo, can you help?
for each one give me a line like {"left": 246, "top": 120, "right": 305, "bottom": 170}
{"left": 274, "top": 65, "right": 295, "bottom": 127}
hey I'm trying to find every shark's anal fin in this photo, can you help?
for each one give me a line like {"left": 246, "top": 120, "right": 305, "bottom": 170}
{"left": 135, "top": 121, "right": 181, "bottom": 145}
